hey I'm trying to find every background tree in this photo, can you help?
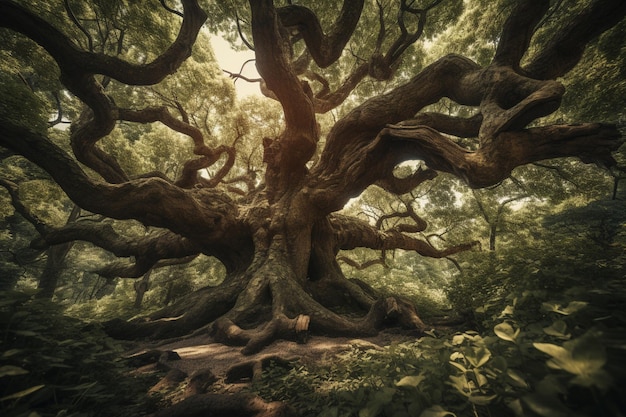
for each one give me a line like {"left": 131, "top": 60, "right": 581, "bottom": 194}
{"left": 0, "top": 0, "right": 624, "bottom": 355}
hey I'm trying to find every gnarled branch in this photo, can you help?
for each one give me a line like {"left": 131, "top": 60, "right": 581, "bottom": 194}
{"left": 330, "top": 214, "right": 477, "bottom": 258}
{"left": 276, "top": 0, "right": 365, "bottom": 68}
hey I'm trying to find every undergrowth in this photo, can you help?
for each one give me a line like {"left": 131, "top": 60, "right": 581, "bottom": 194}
{"left": 0, "top": 290, "right": 158, "bottom": 417}
{"left": 251, "top": 276, "right": 626, "bottom": 417}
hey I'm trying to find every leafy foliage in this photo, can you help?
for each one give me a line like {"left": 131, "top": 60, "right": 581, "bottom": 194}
{"left": 0, "top": 290, "right": 157, "bottom": 417}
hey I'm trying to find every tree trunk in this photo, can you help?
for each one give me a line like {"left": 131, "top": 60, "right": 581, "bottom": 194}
{"left": 134, "top": 269, "right": 152, "bottom": 309}
{"left": 104, "top": 196, "right": 428, "bottom": 353}
{"left": 36, "top": 205, "right": 81, "bottom": 299}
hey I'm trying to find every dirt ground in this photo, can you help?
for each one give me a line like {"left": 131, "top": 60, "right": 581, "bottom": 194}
{"left": 129, "top": 330, "right": 419, "bottom": 395}
{"left": 173, "top": 333, "right": 407, "bottom": 372}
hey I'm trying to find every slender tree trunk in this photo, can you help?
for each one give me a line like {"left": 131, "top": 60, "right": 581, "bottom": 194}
{"left": 36, "top": 205, "right": 80, "bottom": 299}
{"left": 133, "top": 269, "right": 152, "bottom": 309}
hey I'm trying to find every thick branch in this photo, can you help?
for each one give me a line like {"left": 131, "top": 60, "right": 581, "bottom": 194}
{"left": 338, "top": 254, "right": 387, "bottom": 270}
{"left": 0, "top": 0, "right": 207, "bottom": 183}
{"left": 313, "top": 63, "right": 370, "bottom": 113}
{"left": 493, "top": 0, "right": 549, "bottom": 67}
{"left": 375, "top": 166, "right": 437, "bottom": 195}
{"left": 31, "top": 224, "right": 199, "bottom": 259}
{"left": 330, "top": 214, "right": 476, "bottom": 258}
{"left": 250, "top": 0, "right": 318, "bottom": 179}
{"left": 97, "top": 254, "right": 199, "bottom": 279}
{"left": 0, "top": 122, "right": 238, "bottom": 240}
{"left": 398, "top": 113, "right": 483, "bottom": 139}
{"left": 380, "top": 123, "right": 622, "bottom": 188}
{"left": 277, "top": 0, "right": 365, "bottom": 68}
{"left": 375, "top": 202, "right": 428, "bottom": 233}
{"left": 315, "top": 54, "right": 481, "bottom": 174}
{"left": 118, "top": 107, "right": 236, "bottom": 188}
{"left": 0, "top": 0, "right": 207, "bottom": 86}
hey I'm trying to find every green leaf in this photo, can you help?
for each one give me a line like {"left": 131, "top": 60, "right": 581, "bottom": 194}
{"left": 507, "top": 399, "right": 524, "bottom": 416}
{"left": 499, "top": 305, "right": 515, "bottom": 317}
{"left": 359, "top": 386, "right": 396, "bottom": 417}
{"left": 0, "top": 365, "right": 29, "bottom": 377}
{"left": 489, "top": 356, "right": 508, "bottom": 373}
{"left": 1, "top": 349, "right": 23, "bottom": 358}
{"left": 543, "top": 320, "right": 570, "bottom": 339}
{"left": 560, "top": 301, "right": 588, "bottom": 315}
{"left": 0, "top": 385, "right": 45, "bottom": 401}
{"left": 533, "top": 342, "right": 568, "bottom": 362}
{"left": 448, "top": 361, "right": 468, "bottom": 373}
{"left": 506, "top": 369, "right": 528, "bottom": 389}
{"left": 448, "top": 374, "right": 469, "bottom": 395}
{"left": 473, "top": 369, "right": 488, "bottom": 387}
{"left": 542, "top": 301, "right": 588, "bottom": 315}
{"left": 494, "top": 322, "right": 519, "bottom": 343}
{"left": 534, "top": 334, "right": 608, "bottom": 388}
{"left": 419, "top": 405, "right": 457, "bottom": 417}
{"left": 522, "top": 393, "right": 569, "bottom": 417}
{"left": 396, "top": 374, "right": 426, "bottom": 388}
{"left": 468, "top": 394, "right": 497, "bottom": 405}
{"left": 451, "top": 334, "right": 465, "bottom": 345}
{"left": 475, "top": 347, "right": 491, "bottom": 368}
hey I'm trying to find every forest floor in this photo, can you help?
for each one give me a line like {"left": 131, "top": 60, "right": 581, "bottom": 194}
{"left": 127, "top": 329, "right": 419, "bottom": 402}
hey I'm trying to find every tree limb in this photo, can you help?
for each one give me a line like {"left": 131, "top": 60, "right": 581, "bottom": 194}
{"left": 493, "top": 0, "right": 549, "bottom": 68}
{"left": 337, "top": 255, "right": 387, "bottom": 270}
{"left": 0, "top": 179, "right": 50, "bottom": 236}
{"left": 118, "top": 107, "right": 236, "bottom": 188}
{"left": 276, "top": 0, "right": 365, "bottom": 68}
{"left": 0, "top": 0, "right": 207, "bottom": 86}
{"left": 96, "top": 254, "right": 199, "bottom": 279}
{"left": 0, "top": 121, "right": 239, "bottom": 240}
{"left": 330, "top": 214, "right": 477, "bottom": 258}
{"left": 379, "top": 123, "right": 622, "bottom": 188}
{"left": 0, "top": 0, "right": 207, "bottom": 183}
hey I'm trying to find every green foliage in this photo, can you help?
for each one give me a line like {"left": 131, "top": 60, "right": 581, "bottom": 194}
{"left": 253, "top": 291, "right": 625, "bottom": 417}
{"left": 252, "top": 337, "right": 454, "bottom": 417}
{"left": 0, "top": 71, "right": 49, "bottom": 134}
{"left": 0, "top": 290, "right": 157, "bottom": 417}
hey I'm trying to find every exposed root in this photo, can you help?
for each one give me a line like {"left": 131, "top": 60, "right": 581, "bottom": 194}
{"left": 212, "top": 313, "right": 310, "bottom": 355}
{"left": 226, "top": 355, "right": 296, "bottom": 384}
{"left": 104, "top": 254, "right": 430, "bottom": 356}
{"left": 128, "top": 345, "right": 298, "bottom": 417}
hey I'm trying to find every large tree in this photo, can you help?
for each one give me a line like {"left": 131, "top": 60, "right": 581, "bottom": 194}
{"left": 0, "top": 0, "right": 624, "bottom": 354}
